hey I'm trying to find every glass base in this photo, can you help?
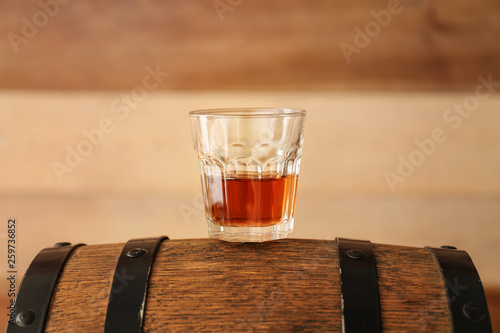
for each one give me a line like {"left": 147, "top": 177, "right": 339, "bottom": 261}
{"left": 206, "top": 219, "right": 293, "bottom": 242}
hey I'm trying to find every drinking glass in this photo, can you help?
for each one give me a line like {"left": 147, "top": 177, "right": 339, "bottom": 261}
{"left": 190, "top": 108, "right": 306, "bottom": 242}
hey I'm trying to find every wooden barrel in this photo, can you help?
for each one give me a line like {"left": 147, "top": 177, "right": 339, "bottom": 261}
{"left": 7, "top": 238, "right": 493, "bottom": 332}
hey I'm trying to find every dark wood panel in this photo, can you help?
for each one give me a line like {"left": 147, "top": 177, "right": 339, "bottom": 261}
{"left": 1, "top": 0, "right": 499, "bottom": 90}
{"left": 486, "top": 289, "right": 500, "bottom": 333}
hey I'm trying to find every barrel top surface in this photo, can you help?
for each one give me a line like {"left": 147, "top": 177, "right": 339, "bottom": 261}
{"left": 41, "top": 238, "right": 458, "bottom": 332}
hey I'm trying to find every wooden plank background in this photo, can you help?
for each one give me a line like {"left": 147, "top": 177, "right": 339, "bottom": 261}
{"left": 1, "top": 0, "right": 500, "bottom": 330}
{"left": 1, "top": 91, "right": 500, "bottom": 196}
{"left": 1, "top": 0, "right": 500, "bottom": 90}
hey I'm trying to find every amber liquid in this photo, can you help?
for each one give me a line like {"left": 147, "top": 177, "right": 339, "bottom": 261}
{"left": 204, "top": 175, "right": 297, "bottom": 227}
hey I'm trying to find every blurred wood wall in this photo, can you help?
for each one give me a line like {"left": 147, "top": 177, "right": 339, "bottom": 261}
{"left": 1, "top": 0, "right": 500, "bottom": 90}
{"left": 1, "top": 1, "right": 500, "bottom": 330}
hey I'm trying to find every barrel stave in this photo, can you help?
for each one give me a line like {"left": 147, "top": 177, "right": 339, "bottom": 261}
{"left": 375, "top": 244, "right": 452, "bottom": 332}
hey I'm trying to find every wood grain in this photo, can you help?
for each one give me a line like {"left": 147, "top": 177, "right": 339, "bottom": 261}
{"left": 44, "top": 243, "right": 123, "bottom": 332}
{"left": 42, "top": 238, "right": 463, "bottom": 332}
{"left": 4, "top": 241, "right": 500, "bottom": 331}
{"left": 8, "top": 290, "right": 500, "bottom": 331}
{"left": 375, "top": 244, "right": 451, "bottom": 332}
{"left": 146, "top": 239, "right": 342, "bottom": 332}
{"left": 0, "top": 0, "right": 499, "bottom": 90}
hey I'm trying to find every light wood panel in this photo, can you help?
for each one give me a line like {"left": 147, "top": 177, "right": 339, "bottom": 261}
{"left": 1, "top": 91, "right": 499, "bottom": 196}
{"left": 0, "top": 0, "right": 499, "bottom": 90}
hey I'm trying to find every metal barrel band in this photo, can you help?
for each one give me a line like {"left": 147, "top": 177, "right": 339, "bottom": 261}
{"left": 427, "top": 246, "right": 493, "bottom": 333}
{"left": 104, "top": 236, "right": 169, "bottom": 333}
{"left": 337, "top": 238, "right": 383, "bottom": 333}
{"left": 6, "top": 243, "right": 86, "bottom": 333}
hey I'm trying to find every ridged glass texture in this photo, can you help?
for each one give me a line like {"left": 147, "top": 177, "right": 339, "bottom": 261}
{"left": 190, "top": 108, "right": 306, "bottom": 242}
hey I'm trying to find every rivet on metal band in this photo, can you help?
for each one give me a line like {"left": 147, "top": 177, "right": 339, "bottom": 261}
{"left": 427, "top": 246, "right": 493, "bottom": 333}
{"left": 6, "top": 242, "right": 86, "bottom": 333}
{"left": 337, "top": 238, "right": 383, "bottom": 333}
{"left": 104, "top": 236, "right": 169, "bottom": 333}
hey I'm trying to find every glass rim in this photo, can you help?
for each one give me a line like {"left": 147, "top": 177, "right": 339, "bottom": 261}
{"left": 189, "top": 108, "right": 306, "bottom": 118}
